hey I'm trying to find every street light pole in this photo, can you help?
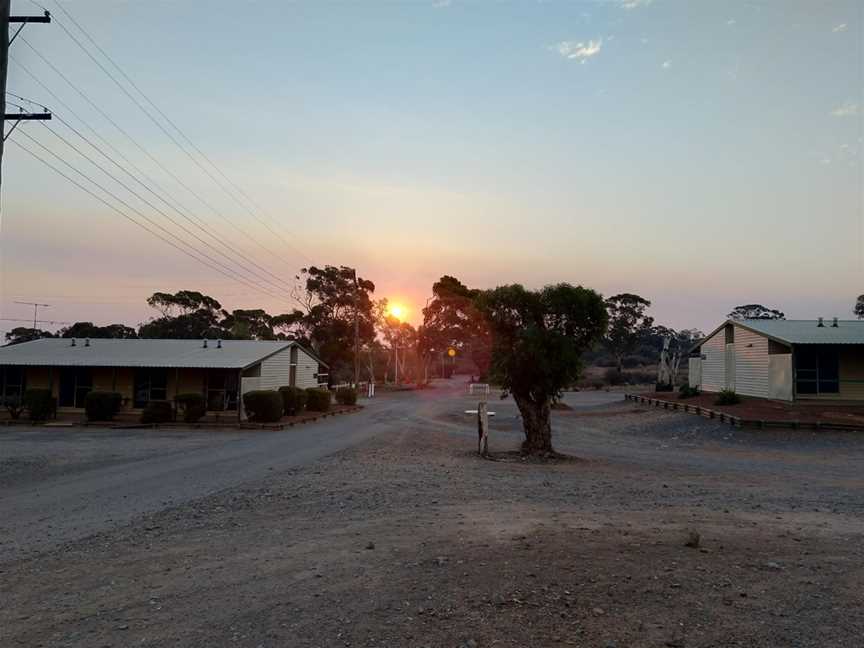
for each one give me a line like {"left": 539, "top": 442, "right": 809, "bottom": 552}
{"left": 351, "top": 268, "right": 359, "bottom": 388}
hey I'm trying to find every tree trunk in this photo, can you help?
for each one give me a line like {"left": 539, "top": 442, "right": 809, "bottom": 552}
{"left": 513, "top": 393, "right": 553, "bottom": 455}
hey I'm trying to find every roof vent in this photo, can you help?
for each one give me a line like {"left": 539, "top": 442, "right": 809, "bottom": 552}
{"left": 832, "top": 317, "right": 839, "bottom": 328}
{"left": 202, "top": 339, "right": 208, "bottom": 349}
{"left": 817, "top": 317, "right": 824, "bottom": 327}
{"left": 84, "top": 338, "right": 90, "bottom": 347}
{"left": 217, "top": 339, "right": 222, "bottom": 349}
{"left": 70, "top": 338, "right": 77, "bottom": 347}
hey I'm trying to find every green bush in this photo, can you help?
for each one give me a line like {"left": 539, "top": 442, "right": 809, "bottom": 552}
{"left": 175, "top": 393, "right": 206, "bottom": 423}
{"left": 678, "top": 383, "right": 700, "bottom": 399}
{"left": 243, "top": 390, "right": 283, "bottom": 422}
{"left": 23, "top": 388, "right": 56, "bottom": 421}
{"left": 305, "top": 388, "right": 331, "bottom": 412}
{"left": 141, "top": 400, "right": 175, "bottom": 424}
{"left": 714, "top": 389, "right": 741, "bottom": 406}
{"left": 335, "top": 387, "right": 357, "bottom": 406}
{"left": 3, "top": 394, "right": 24, "bottom": 420}
{"left": 278, "top": 386, "right": 307, "bottom": 416}
{"left": 85, "top": 391, "right": 123, "bottom": 421}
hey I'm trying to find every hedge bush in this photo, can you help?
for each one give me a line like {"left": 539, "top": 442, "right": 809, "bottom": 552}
{"left": 141, "top": 400, "right": 175, "bottom": 424}
{"left": 335, "top": 386, "right": 357, "bottom": 406}
{"left": 305, "top": 388, "right": 331, "bottom": 412}
{"left": 243, "top": 390, "right": 283, "bottom": 422}
{"left": 714, "top": 389, "right": 741, "bottom": 406}
{"left": 678, "top": 383, "right": 700, "bottom": 399}
{"left": 175, "top": 393, "right": 206, "bottom": 423}
{"left": 23, "top": 388, "right": 56, "bottom": 421}
{"left": 85, "top": 391, "right": 123, "bottom": 421}
{"left": 278, "top": 386, "right": 307, "bottom": 416}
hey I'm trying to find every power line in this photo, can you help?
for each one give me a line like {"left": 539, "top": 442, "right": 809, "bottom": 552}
{"left": 36, "top": 119, "right": 296, "bottom": 296}
{"left": 9, "top": 133, "right": 294, "bottom": 306}
{"left": 14, "top": 38, "right": 300, "bottom": 277}
{"left": 39, "top": 114, "right": 299, "bottom": 296}
{"left": 46, "top": 7, "right": 314, "bottom": 268}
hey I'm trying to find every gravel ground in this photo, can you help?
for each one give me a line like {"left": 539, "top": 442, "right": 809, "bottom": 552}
{"left": 2, "top": 399, "right": 863, "bottom": 648}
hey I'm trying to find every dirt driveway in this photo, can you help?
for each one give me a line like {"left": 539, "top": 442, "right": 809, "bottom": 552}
{"left": 2, "top": 392, "right": 863, "bottom": 647}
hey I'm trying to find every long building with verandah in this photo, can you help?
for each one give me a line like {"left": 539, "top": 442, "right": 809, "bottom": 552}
{"left": 688, "top": 319, "right": 864, "bottom": 402}
{"left": 0, "top": 337, "right": 327, "bottom": 420}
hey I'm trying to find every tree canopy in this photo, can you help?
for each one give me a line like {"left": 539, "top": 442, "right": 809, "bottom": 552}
{"left": 419, "top": 275, "right": 490, "bottom": 376}
{"left": 727, "top": 304, "right": 785, "bottom": 320}
{"left": 855, "top": 295, "right": 864, "bottom": 320}
{"left": 476, "top": 283, "right": 607, "bottom": 455}
{"left": 604, "top": 293, "right": 654, "bottom": 373}
{"left": 4, "top": 327, "right": 55, "bottom": 345}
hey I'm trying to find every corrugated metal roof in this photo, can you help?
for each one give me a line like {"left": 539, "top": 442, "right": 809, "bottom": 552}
{"left": 735, "top": 319, "right": 864, "bottom": 345}
{"left": 0, "top": 338, "right": 309, "bottom": 369}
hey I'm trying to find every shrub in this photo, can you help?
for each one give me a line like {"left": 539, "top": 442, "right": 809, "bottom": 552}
{"left": 243, "top": 390, "right": 283, "bottom": 422}
{"left": 85, "top": 391, "right": 123, "bottom": 421}
{"left": 678, "top": 383, "right": 700, "bottom": 399}
{"left": 175, "top": 393, "right": 206, "bottom": 423}
{"left": 305, "top": 388, "right": 331, "bottom": 412}
{"left": 3, "top": 394, "right": 25, "bottom": 420}
{"left": 141, "top": 400, "right": 175, "bottom": 424}
{"left": 714, "top": 389, "right": 741, "bottom": 406}
{"left": 23, "top": 388, "right": 56, "bottom": 421}
{"left": 335, "top": 386, "right": 358, "bottom": 406}
{"left": 604, "top": 368, "right": 625, "bottom": 386}
{"left": 591, "top": 380, "right": 605, "bottom": 391}
{"left": 278, "top": 386, "right": 307, "bottom": 416}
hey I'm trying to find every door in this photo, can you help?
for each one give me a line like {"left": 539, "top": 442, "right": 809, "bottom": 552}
{"left": 724, "top": 344, "right": 736, "bottom": 391}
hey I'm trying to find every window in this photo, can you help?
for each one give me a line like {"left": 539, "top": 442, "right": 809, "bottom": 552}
{"left": 206, "top": 371, "right": 238, "bottom": 411}
{"left": 133, "top": 369, "right": 168, "bottom": 408}
{"left": 1, "top": 367, "right": 25, "bottom": 404}
{"left": 795, "top": 346, "right": 839, "bottom": 395}
{"left": 59, "top": 368, "right": 92, "bottom": 408}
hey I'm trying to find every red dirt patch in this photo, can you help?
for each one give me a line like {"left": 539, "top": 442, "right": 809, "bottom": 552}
{"left": 637, "top": 391, "right": 864, "bottom": 425}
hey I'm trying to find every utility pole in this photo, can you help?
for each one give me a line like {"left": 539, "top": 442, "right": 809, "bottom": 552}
{"left": 1, "top": 4, "right": 52, "bottom": 192}
{"left": 15, "top": 301, "right": 50, "bottom": 332}
{"left": 351, "top": 268, "right": 360, "bottom": 388}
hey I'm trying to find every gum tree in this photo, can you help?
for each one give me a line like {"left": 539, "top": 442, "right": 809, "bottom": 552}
{"left": 475, "top": 283, "right": 607, "bottom": 456}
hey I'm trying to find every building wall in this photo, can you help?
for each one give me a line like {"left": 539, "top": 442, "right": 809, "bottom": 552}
{"left": 294, "top": 347, "right": 321, "bottom": 389}
{"left": 733, "top": 327, "right": 770, "bottom": 398}
{"left": 240, "top": 345, "right": 321, "bottom": 394}
{"left": 688, "top": 357, "right": 702, "bottom": 388}
{"left": 701, "top": 329, "right": 726, "bottom": 392}
{"left": 21, "top": 365, "right": 214, "bottom": 410}
{"left": 767, "top": 355, "right": 793, "bottom": 401}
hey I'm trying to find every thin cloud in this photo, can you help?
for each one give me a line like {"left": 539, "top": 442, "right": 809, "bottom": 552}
{"left": 832, "top": 23, "right": 847, "bottom": 33}
{"left": 831, "top": 101, "right": 859, "bottom": 117}
{"left": 661, "top": 60, "right": 672, "bottom": 69}
{"left": 621, "top": 0, "right": 652, "bottom": 9}
{"left": 553, "top": 39, "right": 603, "bottom": 63}
{"left": 726, "top": 19, "right": 736, "bottom": 26}
{"left": 432, "top": 0, "right": 452, "bottom": 7}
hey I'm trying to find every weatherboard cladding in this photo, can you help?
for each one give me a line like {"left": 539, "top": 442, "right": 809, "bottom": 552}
{"left": 700, "top": 329, "right": 726, "bottom": 392}
{"left": 0, "top": 338, "right": 318, "bottom": 370}
{"left": 733, "top": 327, "right": 770, "bottom": 398}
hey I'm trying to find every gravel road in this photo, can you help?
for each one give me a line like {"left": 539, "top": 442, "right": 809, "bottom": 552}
{"left": 2, "top": 381, "right": 863, "bottom": 647}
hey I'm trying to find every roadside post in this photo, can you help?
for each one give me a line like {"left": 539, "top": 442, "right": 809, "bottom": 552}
{"left": 464, "top": 384, "right": 494, "bottom": 457}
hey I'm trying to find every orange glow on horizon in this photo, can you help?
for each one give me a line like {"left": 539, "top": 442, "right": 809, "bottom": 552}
{"left": 387, "top": 302, "right": 407, "bottom": 321}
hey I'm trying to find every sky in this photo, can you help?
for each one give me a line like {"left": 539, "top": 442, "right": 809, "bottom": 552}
{"left": 1, "top": 0, "right": 862, "bottom": 338}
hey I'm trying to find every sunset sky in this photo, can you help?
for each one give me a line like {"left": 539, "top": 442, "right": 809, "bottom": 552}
{"left": 1, "top": 0, "right": 862, "bottom": 339}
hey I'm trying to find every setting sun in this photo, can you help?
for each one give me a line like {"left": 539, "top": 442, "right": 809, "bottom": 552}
{"left": 387, "top": 303, "right": 406, "bottom": 320}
